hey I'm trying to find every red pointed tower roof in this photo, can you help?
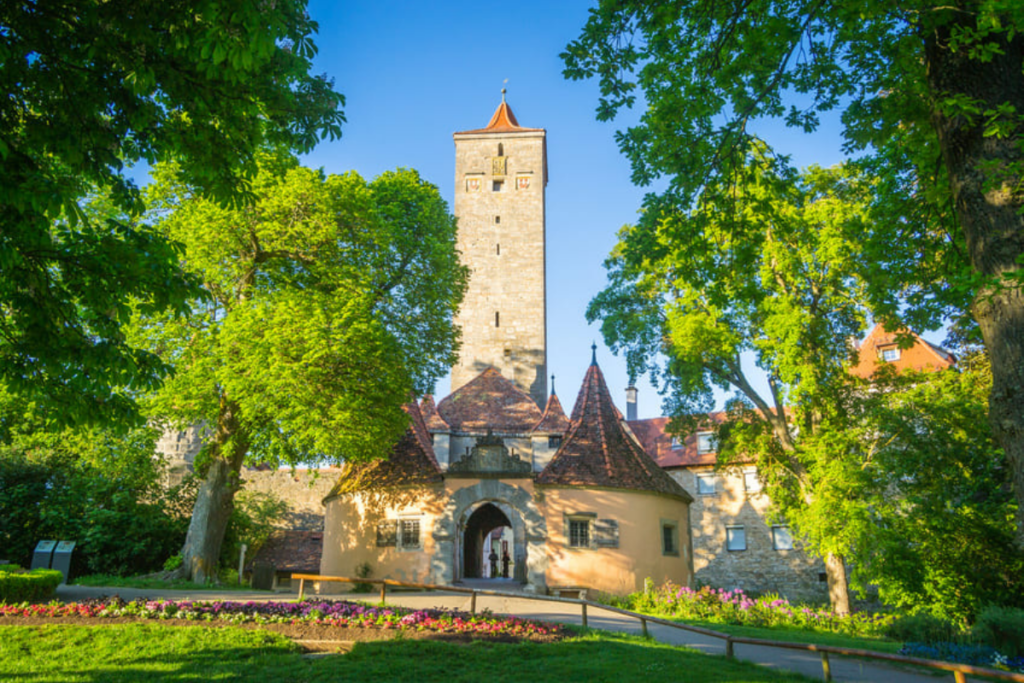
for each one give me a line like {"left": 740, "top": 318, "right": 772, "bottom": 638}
{"left": 532, "top": 378, "right": 570, "bottom": 434}
{"left": 420, "top": 394, "right": 450, "bottom": 432}
{"left": 537, "top": 351, "right": 691, "bottom": 501}
{"left": 325, "top": 401, "right": 442, "bottom": 498}
{"left": 437, "top": 366, "right": 543, "bottom": 433}
{"left": 454, "top": 90, "right": 545, "bottom": 135}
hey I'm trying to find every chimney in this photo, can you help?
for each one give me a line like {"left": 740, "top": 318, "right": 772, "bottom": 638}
{"left": 626, "top": 385, "right": 638, "bottom": 422}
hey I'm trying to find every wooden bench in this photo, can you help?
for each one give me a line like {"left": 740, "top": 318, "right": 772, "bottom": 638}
{"left": 550, "top": 586, "right": 588, "bottom": 600}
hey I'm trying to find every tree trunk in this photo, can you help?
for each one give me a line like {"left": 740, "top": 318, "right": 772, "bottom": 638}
{"left": 825, "top": 552, "right": 851, "bottom": 615}
{"left": 178, "top": 398, "right": 248, "bottom": 583}
{"left": 923, "top": 8, "right": 1024, "bottom": 550}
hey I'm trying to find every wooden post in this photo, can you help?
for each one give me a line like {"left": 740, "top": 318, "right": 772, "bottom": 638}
{"left": 298, "top": 578, "right": 305, "bottom": 601}
{"left": 470, "top": 591, "right": 477, "bottom": 615}
{"left": 640, "top": 617, "right": 648, "bottom": 638}
{"left": 379, "top": 581, "right": 387, "bottom": 605}
{"left": 953, "top": 672, "right": 967, "bottom": 683}
{"left": 821, "top": 652, "right": 832, "bottom": 682}
{"left": 725, "top": 637, "right": 734, "bottom": 660}
{"left": 581, "top": 602, "right": 588, "bottom": 629}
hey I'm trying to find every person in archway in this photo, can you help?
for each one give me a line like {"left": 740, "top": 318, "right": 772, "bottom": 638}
{"left": 488, "top": 548, "right": 498, "bottom": 578}
{"left": 501, "top": 549, "right": 510, "bottom": 578}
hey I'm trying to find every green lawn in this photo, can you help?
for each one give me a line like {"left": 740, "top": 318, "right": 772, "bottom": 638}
{"left": 72, "top": 574, "right": 269, "bottom": 592}
{"left": 0, "top": 623, "right": 815, "bottom": 682}
{"left": 664, "top": 618, "right": 903, "bottom": 655}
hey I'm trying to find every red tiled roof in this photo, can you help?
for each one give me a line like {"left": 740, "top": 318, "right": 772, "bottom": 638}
{"left": 248, "top": 530, "right": 322, "bottom": 573}
{"left": 850, "top": 324, "right": 956, "bottom": 379}
{"left": 537, "top": 362, "right": 692, "bottom": 501}
{"left": 437, "top": 367, "right": 543, "bottom": 434}
{"left": 455, "top": 98, "right": 545, "bottom": 135}
{"left": 532, "top": 391, "right": 570, "bottom": 434}
{"left": 420, "top": 394, "right": 450, "bottom": 432}
{"left": 627, "top": 413, "right": 729, "bottom": 468}
{"left": 326, "top": 402, "right": 442, "bottom": 497}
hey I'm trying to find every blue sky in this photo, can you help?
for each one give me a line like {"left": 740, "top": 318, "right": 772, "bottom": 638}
{"left": 298, "top": 1, "right": 853, "bottom": 418}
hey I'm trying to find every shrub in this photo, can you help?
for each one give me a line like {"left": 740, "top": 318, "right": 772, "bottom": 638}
{"left": 163, "top": 554, "right": 183, "bottom": 572}
{"left": 352, "top": 561, "right": 374, "bottom": 593}
{"left": 0, "top": 567, "right": 63, "bottom": 602}
{"left": 972, "top": 606, "right": 1024, "bottom": 658}
{"left": 0, "top": 564, "right": 20, "bottom": 573}
{"left": 884, "top": 612, "right": 961, "bottom": 644}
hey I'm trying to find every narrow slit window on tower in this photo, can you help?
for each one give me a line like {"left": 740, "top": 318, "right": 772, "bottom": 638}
{"left": 497, "top": 143, "right": 504, "bottom": 157}
{"left": 495, "top": 312, "right": 500, "bottom": 327}
{"left": 496, "top": 243, "right": 500, "bottom": 255}
{"left": 495, "top": 215, "right": 500, "bottom": 224}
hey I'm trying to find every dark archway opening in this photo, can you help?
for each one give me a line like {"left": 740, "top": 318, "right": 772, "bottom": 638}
{"left": 462, "top": 503, "right": 512, "bottom": 579}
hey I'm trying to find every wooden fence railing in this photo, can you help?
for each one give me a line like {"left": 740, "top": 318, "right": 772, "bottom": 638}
{"left": 289, "top": 573, "right": 1024, "bottom": 683}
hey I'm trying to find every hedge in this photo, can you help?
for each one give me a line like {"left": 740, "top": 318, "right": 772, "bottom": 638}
{"left": 0, "top": 566, "right": 64, "bottom": 602}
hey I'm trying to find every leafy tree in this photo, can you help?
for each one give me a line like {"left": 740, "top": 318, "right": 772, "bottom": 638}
{"left": 589, "top": 145, "right": 870, "bottom": 611}
{"left": 131, "top": 153, "right": 467, "bottom": 582}
{"left": 0, "top": 0, "right": 344, "bottom": 429}
{"left": 563, "top": 0, "right": 1024, "bottom": 549}
{"left": 0, "top": 393, "right": 188, "bottom": 576}
{"left": 841, "top": 353, "right": 1024, "bottom": 623}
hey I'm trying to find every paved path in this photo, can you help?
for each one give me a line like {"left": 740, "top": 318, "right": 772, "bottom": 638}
{"left": 55, "top": 585, "right": 968, "bottom": 683}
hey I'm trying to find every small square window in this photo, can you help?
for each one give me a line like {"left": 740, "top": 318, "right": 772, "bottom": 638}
{"left": 696, "top": 432, "right": 715, "bottom": 454}
{"left": 696, "top": 473, "right": 717, "bottom": 495}
{"left": 726, "top": 526, "right": 746, "bottom": 551}
{"left": 568, "top": 519, "right": 590, "bottom": 548}
{"left": 548, "top": 435, "right": 562, "bottom": 449}
{"left": 661, "top": 522, "right": 679, "bottom": 556}
{"left": 881, "top": 347, "right": 901, "bottom": 362}
{"left": 492, "top": 180, "right": 504, "bottom": 192}
{"left": 744, "top": 470, "right": 762, "bottom": 493}
{"left": 772, "top": 525, "right": 794, "bottom": 550}
{"left": 670, "top": 436, "right": 683, "bottom": 450}
{"left": 376, "top": 521, "right": 397, "bottom": 547}
{"left": 400, "top": 518, "right": 421, "bottom": 550}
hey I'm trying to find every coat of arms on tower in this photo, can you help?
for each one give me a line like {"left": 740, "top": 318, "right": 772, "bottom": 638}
{"left": 466, "top": 177, "right": 481, "bottom": 192}
{"left": 516, "top": 176, "right": 530, "bottom": 190}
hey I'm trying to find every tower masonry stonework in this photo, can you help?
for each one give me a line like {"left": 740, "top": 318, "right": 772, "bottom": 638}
{"left": 451, "top": 96, "right": 547, "bottom": 405}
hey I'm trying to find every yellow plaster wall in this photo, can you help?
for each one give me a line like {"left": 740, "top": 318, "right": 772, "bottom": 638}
{"left": 539, "top": 487, "right": 692, "bottom": 595}
{"left": 320, "top": 486, "right": 447, "bottom": 590}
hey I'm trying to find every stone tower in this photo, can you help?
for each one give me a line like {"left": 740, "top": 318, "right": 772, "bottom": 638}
{"left": 451, "top": 93, "right": 548, "bottom": 406}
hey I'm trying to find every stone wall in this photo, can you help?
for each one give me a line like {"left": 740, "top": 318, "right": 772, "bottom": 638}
{"left": 669, "top": 466, "right": 828, "bottom": 603}
{"left": 239, "top": 468, "right": 340, "bottom": 532}
{"left": 451, "top": 129, "right": 548, "bottom": 405}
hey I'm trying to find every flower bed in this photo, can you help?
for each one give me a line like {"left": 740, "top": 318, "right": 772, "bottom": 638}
{"left": 0, "top": 597, "right": 564, "bottom": 640}
{"left": 613, "top": 581, "right": 895, "bottom": 638}
{"left": 899, "top": 642, "right": 1024, "bottom": 674}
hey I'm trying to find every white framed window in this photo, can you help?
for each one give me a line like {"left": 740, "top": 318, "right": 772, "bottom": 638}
{"left": 661, "top": 520, "right": 679, "bottom": 556}
{"left": 772, "top": 525, "right": 794, "bottom": 550}
{"left": 726, "top": 526, "right": 747, "bottom": 551}
{"left": 568, "top": 519, "right": 590, "bottom": 548}
{"left": 743, "top": 470, "right": 762, "bottom": 494}
{"left": 696, "top": 473, "right": 717, "bottom": 495}
{"left": 881, "top": 347, "right": 901, "bottom": 362}
{"left": 696, "top": 432, "right": 715, "bottom": 454}
{"left": 399, "top": 517, "right": 421, "bottom": 550}
{"left": 670, "top": 436, "right": 683, "bottom": 450}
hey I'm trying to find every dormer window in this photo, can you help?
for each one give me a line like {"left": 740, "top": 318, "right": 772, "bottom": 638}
{"left": 670, "top": 436, "right": 683, "bottom": 450}
{"left": 881, "top": 347, "right": 901, "bottom": 362}
{"left": 696, "top": 432, "right": 715, "bottom": 454}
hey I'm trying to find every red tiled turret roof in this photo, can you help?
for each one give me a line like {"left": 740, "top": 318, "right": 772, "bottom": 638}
{"left": 455, "top": 93, "right": 545, "bottom": 135}
{"left": 437, "top": 367, "right": 543, "bottom": 434}
{"left": 532, "top": 391, "right": 570, "bottom": 434}
{"left": 419, "top": 394, "right": 450, "bottom": 432}
{"left": 537, "top": 360, "right": 692, "bottom": 501}
{"left": 325, "top": 402, "right": 442, "bottom": 497}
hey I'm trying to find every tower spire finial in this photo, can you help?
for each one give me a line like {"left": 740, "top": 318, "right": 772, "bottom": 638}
{"left": 502, "top": 78, "right": 508, "bottom": 103}
{"left": 591, "top": 342, "right": 598, "bottom": 366}
{"left": 551, "top": 374, "right": 556, "bottom": 396}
